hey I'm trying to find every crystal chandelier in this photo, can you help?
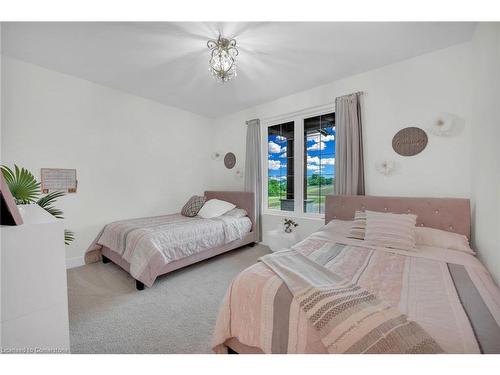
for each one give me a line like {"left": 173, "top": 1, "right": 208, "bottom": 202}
{"left": 207, "top": 35, "right": 238, "bottom": 83}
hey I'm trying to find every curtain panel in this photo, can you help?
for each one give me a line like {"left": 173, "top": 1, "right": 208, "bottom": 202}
{"left": 244, "top": 119, "right": 262, "bottom": 241}
{"left": 334, "top": 92, "right": 365, "bottom": 195}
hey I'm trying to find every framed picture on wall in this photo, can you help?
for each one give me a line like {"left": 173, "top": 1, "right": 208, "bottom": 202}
{"left": 41, "top": 168, "right": 77, "bottom": 193}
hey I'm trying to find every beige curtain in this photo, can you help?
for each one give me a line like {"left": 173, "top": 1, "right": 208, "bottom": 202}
{"left": 244, "top": 119, "right": 262, "bottom": 241}
{"left": 334, "top": 92, "right": 365, "bottom": 195}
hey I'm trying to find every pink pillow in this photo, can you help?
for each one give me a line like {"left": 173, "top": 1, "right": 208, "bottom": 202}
{"left": 364, "top": 210, "right": 417, "bottom": 251}
{"left": 415, "top": 227, "right": 475, "bottom": 255}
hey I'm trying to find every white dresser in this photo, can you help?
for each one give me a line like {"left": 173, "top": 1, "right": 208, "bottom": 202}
{"left": 1, "top": 204, "right": 70, "bottom": 353}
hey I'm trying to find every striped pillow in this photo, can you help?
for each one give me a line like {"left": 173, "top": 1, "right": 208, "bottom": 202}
{"left": 364, "top": 210, "right": 417, "bottom": 251}
{"left": 347, "top": 210, "right": 367, "bottom": 240}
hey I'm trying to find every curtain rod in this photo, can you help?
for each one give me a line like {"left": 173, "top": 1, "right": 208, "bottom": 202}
{"left": 339, "top": 91, "right": 364, "bottom": 97}
{"left": 335, "top": 91, "right": 365, "bottom": 101}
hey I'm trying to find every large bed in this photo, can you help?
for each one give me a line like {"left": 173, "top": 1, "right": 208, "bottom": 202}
{"left": 212, "top": 195, "right": 500, "bottom": 354}
{"left": 85, "top": 191, "right": 256, "bottom": 290}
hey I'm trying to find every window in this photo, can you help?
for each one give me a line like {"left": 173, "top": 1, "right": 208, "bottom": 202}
{"left": 304, "top": 113, "right": 335, "bottom": 214}
{"left": 267, "top": 121, "right": 294, "bottom": 211}
{"left": 265, "top": 109, "right": 335, "bottom": 217}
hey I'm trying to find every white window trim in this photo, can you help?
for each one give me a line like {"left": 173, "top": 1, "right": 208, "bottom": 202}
{"left": 262, "top": 103, "right": 335, "bottom": 220}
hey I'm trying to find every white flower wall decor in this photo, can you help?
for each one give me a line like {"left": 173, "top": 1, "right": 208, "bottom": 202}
{"left": 429, "top": 113, "right": 456, "bottom": 136}
{"left": 211, "top": 151, "right": 223, "bottom": 161}
{"left": 376, "top": 160, "right": 395, "bottom": 176}
{"left": 234, "top": 169, "right": 244, "bottom": 179}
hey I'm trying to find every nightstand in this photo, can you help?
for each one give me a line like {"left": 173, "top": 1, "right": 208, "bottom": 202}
{"left": 266, "top": 229, "right": 301, "bottom": 252}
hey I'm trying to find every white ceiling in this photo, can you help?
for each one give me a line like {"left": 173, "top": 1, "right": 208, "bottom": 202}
{"left": 2, "top": 22, "right": 476, "bottom": 118}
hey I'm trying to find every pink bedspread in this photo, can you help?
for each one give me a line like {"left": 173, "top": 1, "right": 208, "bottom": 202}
{"left": 212, "top": 220, "right": 500, "bottom": 354}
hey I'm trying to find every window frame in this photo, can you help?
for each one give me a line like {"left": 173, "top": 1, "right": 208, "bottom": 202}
{"left": 262, "top": 103, "right": 335, "bottom": 220}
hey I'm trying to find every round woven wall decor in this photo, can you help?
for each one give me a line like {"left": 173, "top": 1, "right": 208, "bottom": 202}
{"left": 392, "top": 127, "right": 428, "bottom": 156}
{"left": 224, "top": 152, "right": 236, "bottom": 169}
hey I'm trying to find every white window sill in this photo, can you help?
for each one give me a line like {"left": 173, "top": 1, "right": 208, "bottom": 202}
{"left": 263, "top": 209, "right": 325, "bottom": 221}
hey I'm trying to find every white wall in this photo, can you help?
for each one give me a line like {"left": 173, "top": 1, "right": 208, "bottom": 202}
{"left": 1, "top": 58, "right": 214, "bottom": 267}
{"left": 469, "top": 23, "right": 500, "bottom": 284}
{"left": 211, "top": 43, "right": 473, "bottom": 245}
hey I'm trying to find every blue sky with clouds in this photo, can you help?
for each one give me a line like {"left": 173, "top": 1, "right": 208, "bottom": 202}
{"left": 268, "top": 127, "right": 335, "bottom": 180}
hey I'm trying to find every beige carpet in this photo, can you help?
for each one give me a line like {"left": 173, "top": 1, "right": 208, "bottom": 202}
{"left": 67, "top": 244, "right": 270, "bottom": 353}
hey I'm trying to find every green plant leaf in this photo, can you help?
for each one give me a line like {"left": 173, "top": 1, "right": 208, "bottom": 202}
{"left": 1, "top": 164, "right": 40, "bottom": 204}
{"left": 64, "top": 230, "right": 75, "bottom": 245}
{"left": 37, "top": 191, "right": 66, "bottom": 219}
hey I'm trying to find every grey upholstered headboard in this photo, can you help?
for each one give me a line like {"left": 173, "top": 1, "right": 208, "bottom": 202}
{"left": 325, "top": 195, "right": 471, "bottom": 238}
{"left": 204, "top": 191, "right": 255, "bottom": 233}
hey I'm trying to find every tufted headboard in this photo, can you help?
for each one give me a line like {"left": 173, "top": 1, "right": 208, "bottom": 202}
{"left": 204, "top": 191, "right": 255, "bottom": 233}
{"left": 325, "top": 195, "right": 471, "bottom": 238}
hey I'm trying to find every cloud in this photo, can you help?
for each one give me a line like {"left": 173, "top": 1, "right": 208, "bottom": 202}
{"left": 268, "top": 141, "right": 281, "bottom": 154}
{"left": 275, "top": 135, "right": 286, "bottom": 142}
{"left": 321, "top": 158, "right": 335, "bottom": 166}
{"left": 307, "top": 133, "right": 335, "bottom": 143}
{"left": 307, "top": 155, "right": 335, "bottom": 166}
{"left": 322, "top": 135, "right": 335, "bottom": 142}
{"left": 280, "top": 152, "right": 287, "bottom": 158}
{"left": 268, "top": 160, "right": 281, "bottom": 170}
{"left": 307, "top": 164, "right": 320, "bottom": 172}
{"left": 307, "top": 155, "right": 320, "bottom": 164}
{"left": 306, "top": 156, "right": 335, "bottom": 175}
{"left": 307, "top": 141, "right": 326, "bottom": 151}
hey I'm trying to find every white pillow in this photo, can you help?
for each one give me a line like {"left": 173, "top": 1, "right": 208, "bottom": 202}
{"left": 222, "top": 207, "right": 248, "bottom": 218}
{"left": 415, "top": 226, "right": 475, "bottom": 255}
{"left": 364, "top": 210, "right": 417, "bottom": 251}
{"left": 197, "top": 199, "right": 236, "bottom": 219}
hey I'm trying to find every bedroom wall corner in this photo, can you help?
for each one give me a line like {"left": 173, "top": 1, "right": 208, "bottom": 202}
{"left": 469, "top": 23, "right": 500, "bottom": 285}
{"left": 0, "top": 58, "right": 215, "bottom": 267}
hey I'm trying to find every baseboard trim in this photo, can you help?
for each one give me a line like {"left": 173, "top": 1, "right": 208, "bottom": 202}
{"left": 66, "top": 256, "right": 85, "bottom": 269}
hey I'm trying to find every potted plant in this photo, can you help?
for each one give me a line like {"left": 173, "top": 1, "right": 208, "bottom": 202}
{"left": 1, "top": 165, "right": 75, "bottom": 245}
{"left": 283, "top": 217, "right": 299, "bottom": 233}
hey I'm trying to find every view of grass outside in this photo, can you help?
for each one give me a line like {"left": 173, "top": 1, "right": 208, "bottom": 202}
{"left": 268, "top": 179, "right": 286, "bottom": 209}
{"left": 304, "top": 175, "right": 334, "bottom": 214}
{"left": 268, "top": 177, "right": 334, "bottom": 212}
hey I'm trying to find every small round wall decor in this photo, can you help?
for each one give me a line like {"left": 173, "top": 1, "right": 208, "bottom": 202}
{"left": 224, "top": 152, "right": 236, "bottom": 169}
{"left": 392, "top": 127, "right": 428, "bottom": 157}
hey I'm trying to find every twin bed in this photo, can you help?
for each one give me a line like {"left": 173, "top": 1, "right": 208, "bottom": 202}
{"left": 212, "top": 195, "right": 500, "bottom": 354}
{"left": 85, "top": 191, "right": 256, "bottom": 290}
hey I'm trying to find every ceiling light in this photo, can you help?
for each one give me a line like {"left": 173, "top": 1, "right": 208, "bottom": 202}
{"left": 207, "top": 35, "right": 238, "bottom": 83}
